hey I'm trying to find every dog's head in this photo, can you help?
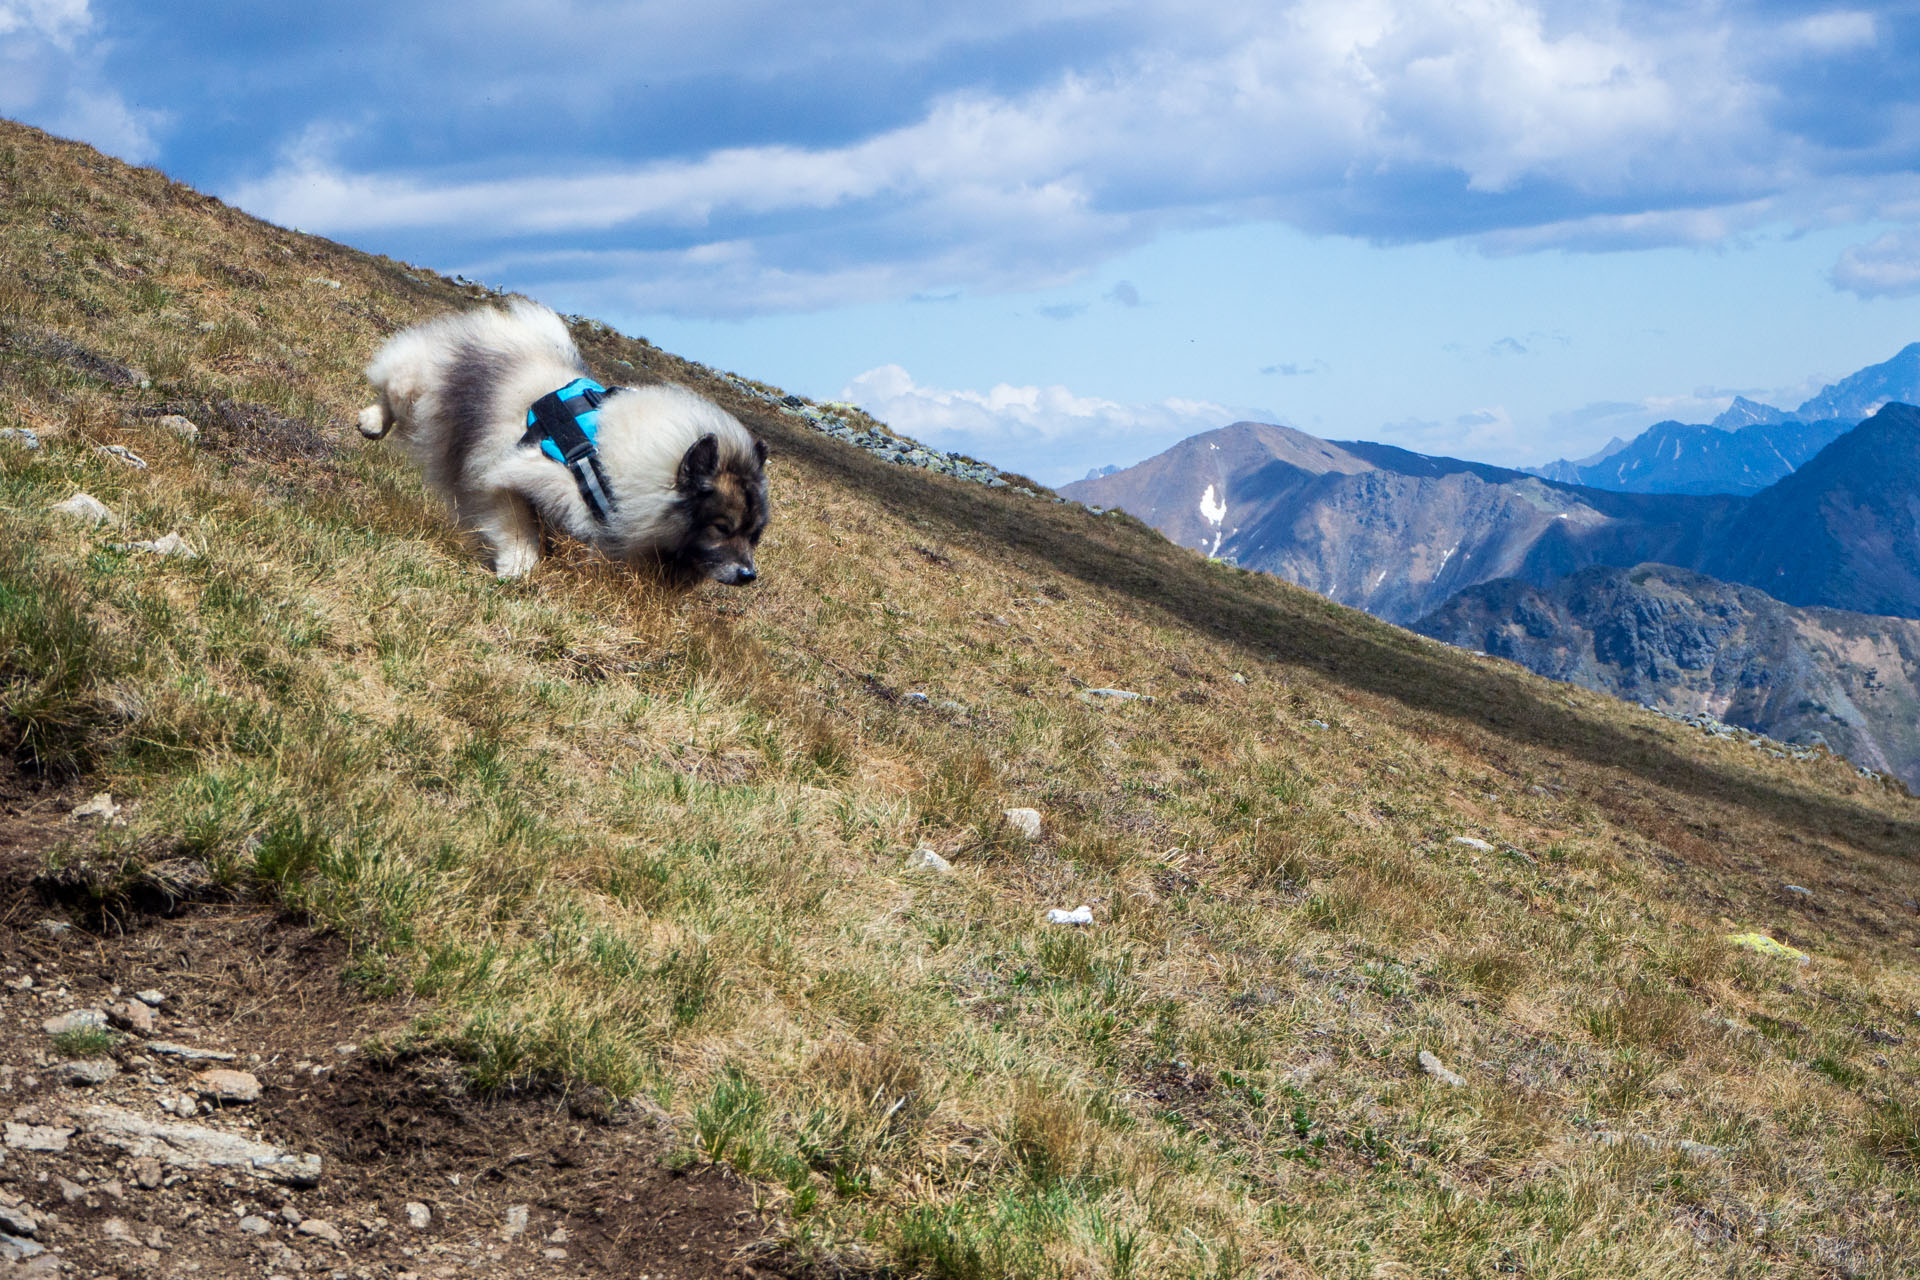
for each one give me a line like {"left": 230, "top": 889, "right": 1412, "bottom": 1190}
{"left": 673, "top": 433, "right": 769, "bottom": 585}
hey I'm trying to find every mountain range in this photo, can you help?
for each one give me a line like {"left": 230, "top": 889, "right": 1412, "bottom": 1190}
{"left": 1062, "top": 394, "right": 1920, "bottom": 784}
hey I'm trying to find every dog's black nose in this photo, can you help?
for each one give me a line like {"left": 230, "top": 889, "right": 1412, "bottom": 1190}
{"left": 736, "top": 566, "right": 757, "bottom": 584}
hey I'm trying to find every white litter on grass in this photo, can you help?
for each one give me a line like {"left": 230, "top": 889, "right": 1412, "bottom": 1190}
{"left": 1046, "top": 906, "right": 1094, "bottom": 925}
{"left": 70, "top": 793, "right": 121, "bottom": 821}
{"left": 115, "top": 532, "right": 196, "bottom": 559}
{"left": 1081, "top": 688, "right": 1148, "bottom": 703}
{"left": 95, "top": 445, "right": 147, "bottom": 470}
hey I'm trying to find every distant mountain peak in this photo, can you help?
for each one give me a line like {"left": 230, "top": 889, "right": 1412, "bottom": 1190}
{"left": 1710, "top": 396, "right": 1790, "bottom": 430}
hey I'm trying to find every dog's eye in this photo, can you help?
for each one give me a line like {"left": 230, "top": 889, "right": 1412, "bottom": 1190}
{"left": 712, "top": 520, "right": 737, "bottom": 538}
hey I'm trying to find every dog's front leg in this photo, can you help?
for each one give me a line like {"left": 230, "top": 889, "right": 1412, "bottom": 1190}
{"left": 476, "top": 492, "right": 543, "bottom": 578}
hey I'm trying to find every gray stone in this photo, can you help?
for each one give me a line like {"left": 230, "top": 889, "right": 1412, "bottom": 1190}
{"left": 239, "top": 1215, "right": 271, "bottom": 1236}
{"left": 147, "top": 1042, "right": 235, "bottom": 1062}
{"left": 0, "top": 428, "right": 40, "bottom": 450}
{"left": 194, "top": 1068, "right": 262, "bottom": 1103}
{"left": 1784, "top": 883, "right": 1813, "bottom": 898}
{"left": 132, "top": 990, "right": 167, "bottom": 1007}
{"left": 5, "top": 1124, "right": 73, "bottom": 1152}
{"left": 906, "top": 849, "right": 953, "bottom": 875}
{"left": 297, "top": 1218, "right": 343, "bottom": 1244}
{"left": 0, "top": 1204, "right": 39, "bottom": 1236}
{"left": 57, "top": 1058, "right": 118, "bottom": 1086}
{"left": 156, "top": 415, "right": 200, "bottom": 442}
{"left": 119, "top": 531, "right": 196, "bottom": 559}
{"left": 0, "top": 1234, "right": 43, "bottom": 1262}
{"left": 1001, "top": 808, "right": 1042, "bottom": 840}
{"left": 77, "top": 1105, "right": 321, "bottom": 1186}
{"left": 69, "top": 792, "right": 120, "bottom": 821}
{"left": 101, "top": 1216, "right": 140, "bottom": 1245}
{"left": 44, "top": 1009, "right": 107, "bottom": 1035}
{"left": 1418, "top": 1050, "right": 1466, "bottom": 1087}
{"left": 403, "top": 1202, "right": 431, "bottom": 1230}
{"left": 501, "top": 1204, "right": 529, "bottom": 1240}
{"left": 1081, "top": 688, "right": 1148, "bottom": 703}
{"left": 1449, "top": 837, "right": 1494, "bottom": 852}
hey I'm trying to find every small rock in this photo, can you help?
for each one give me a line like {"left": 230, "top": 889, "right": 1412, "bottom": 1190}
{"left": 95, "top": 444, "right": 148, "bottom": 470}
{"left": 132, "top": 1156, "right": 162, "bottom": 1189}
{"left": 1418, "top": 1050, "right": 1466, "bottom": 1087}
{"left": 44, "top": 1009, "right": 108, "bottom": 1035}
{"left": 101, "top": 1216, "right": 141, "bottom": 1245}
{"left": 55, "top": 1178, "right": 86, "bottom": 1205}
{"left": 194, "top": 1069, "right": 262, "bottom": 1103}
{"left": 156, "top": 415, "right": 199, "bottom": 442}
{"left": 57, "top": 1058, "right": 118, "bottom": 1087}
{"left": 1045, "top": 905, "right": 1094, "bottom": 925}
{"left": 548, "top": 1227, "right": 569, "bottom": 1244}
{"left": 1783, "top": 884, "right": 1813, "bottom": 899}
{"left": 333, "top": 1042, "right": 359, "bottom": 1058}
{"left": 501, "top": 1204, "right": 529, "bottom": 1240}
{"left": 1449, "top": 837, "right": 1494, "bottom": 852}
{"left": 132, "top": 990, "right": 167, "bottom": 1007}
{"left": 403, "top": 1202, "right": 431, "bottom": 1230}
{"left": 35, "top": 919, "right": 70, "bottom": 937}
{"left": 0, "top": 1234, "right": 43, "bottom": 1263}
{"left": 148, "top": 1042, "right": 235, "bottom": 1062}
{"left": 279, "top": 1207, "right": 302, "bottom": 1226}
{"left": 902, "top": 691, "right": 930, "bottom": 706}
{"left": 70, "top": 793, "right": 121, "bottom": 821}
{"left": 0, "top": 427, "right": 40, "bottom": 450}
{"left": 5, "top": 975, "right": 32, "bottom": 991}
{"left": 543, "top": 1248, "right": 569, "bottom": 1260}
{"left": 0, "top": 1204, "right": 39, "bottom": 1236}
{"left": 305, "top": 277, "right": 342, "bottom": 290}
{"left": 107, "top": 1001, "right": 155, "bottom": 1035}
{"left": 51, "top": 492, "right": 114, "bottom": 524}
{"left": 119, "top": 531, "right": 196, "bottom": 559}
{"left": 297, "top": 1218, "right": 343, "bottom": 1245}
{"left": 1002, "top": 808, "right": 1042, "bottom": 840}
{"left": 239, "top": 1215, "right": 271, "bottom": 1236}
{"left": 1081, "top": 687, "right": 1148, "bottom": 703}
{"left": 906, "top": 849, "right": 953, "bottom": 875}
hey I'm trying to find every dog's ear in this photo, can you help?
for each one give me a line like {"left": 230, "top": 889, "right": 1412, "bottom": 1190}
{"left": 677, "top": 434, "right": 720, "bottom": 493}
{"left": 752, "top": 437, "right": 769, "bottom": 469}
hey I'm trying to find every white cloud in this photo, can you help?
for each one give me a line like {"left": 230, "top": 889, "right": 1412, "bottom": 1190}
{"left": 218, "top": 0, "right": 1912, "bottom": 316}
{"left": 0, "top": 0, "right": 162, "bottom": 163}
{"left": 1831, "top": 227, "right": 1920, "bottom": 299}
{"left": 841, "top": 364, "right": 1239, "bottom": 483}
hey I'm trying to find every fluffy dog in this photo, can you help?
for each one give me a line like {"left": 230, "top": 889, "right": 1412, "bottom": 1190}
{"left": 358, "top": 301, "right": 767, "bottom": 583}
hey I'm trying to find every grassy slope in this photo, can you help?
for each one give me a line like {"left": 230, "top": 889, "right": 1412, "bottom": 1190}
{"left": 4, "top": 119, "right": 1919, "bottom": 1278}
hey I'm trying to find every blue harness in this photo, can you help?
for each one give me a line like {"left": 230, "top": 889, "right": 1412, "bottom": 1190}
{"left": 520, "top": 377, "right": 625, "bottom": 524}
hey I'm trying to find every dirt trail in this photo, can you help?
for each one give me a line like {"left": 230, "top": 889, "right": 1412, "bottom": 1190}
{"left": 0, "top": 763, "right": 786, "bottom": 1279}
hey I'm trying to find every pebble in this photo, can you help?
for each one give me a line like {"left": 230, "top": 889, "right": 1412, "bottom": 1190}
{"left": 156, "top": 414, "right": 200, "bottom": 442}
{"left": 133, "top": 990, "right": 167, "bottom": 1008}
{"left": 79, "top": 1106, "right": 321, "bottom": 1185}
{"left": 102, "top": 1216, "right": 141, "bottom": 1245}
{"left": 51, "top": 492, "right": 115, "bottom": 524}
{"left": 1081, "top": 687, "right": 1148, "bottom": 702}
{"left": 906, "top": 849, "right": 953, "bottom": 875}
{"left": 902, "top": 691, "right": 930, "bottom": 706}
{"left": 239, "top": 1216, "right": 271, "bottom": 1236}
{"left": 1418, "top": 1050, "right": 1466, "bottom": 1087}
{"left": 0, "top": 1205, "right": 38, "bottom": 1237}
{"left": 0, "top": 1235, "right": 44, "bottom": 1264}
{"left": 1002, "top": 808, "right": 1043, "bottom": 840}
{"left": 501, "top": 1204, "right": 530, "bottom": 1240}
{"left": 132, "top": 1156, "right": 162, "bottom": 1189}
{"left": 56, "top": 1058, "right": 118, "bottom": 1086}
{"left": 0, "top": 427, "right": 40, "bottom": 450}
{"left": 194, "top": 1068, "right": 262, "bottom": 1103}
{"left": 403, "top": 1202, "right": 431, "bottom": 1230}
{"left": 298, "top": 1218, "right": 343, "bottom": 1244}
{"left": 1449, "top": 837, "right": 1494, "bottom": 852}
{"left": 5, "top": 976, "right": 31, "bottom": 991}
{"left": 95, "top": 444, "right": 148, "bottom": 469}
{"left": 1784, "top": 883, "right": 1812, "bottom": 898}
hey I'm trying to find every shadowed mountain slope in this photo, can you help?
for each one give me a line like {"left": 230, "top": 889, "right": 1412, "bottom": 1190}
{"left": 5, "top": 119, "right": 1920, "bottom": 1278}
{"left": 1416, "top": 563, "right": 1920, "bottom": 789}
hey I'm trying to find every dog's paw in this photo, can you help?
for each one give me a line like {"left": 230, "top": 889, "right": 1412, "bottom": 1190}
{"left": 356, "top": 404, "right": 390, "bottom": 439}
{"left": 493, "top": 545, "right": 541, "bottom": 579}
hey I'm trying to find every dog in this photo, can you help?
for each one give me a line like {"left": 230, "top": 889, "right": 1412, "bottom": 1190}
{"left": 358, "top": 301, "right": 767, "bottom": 584}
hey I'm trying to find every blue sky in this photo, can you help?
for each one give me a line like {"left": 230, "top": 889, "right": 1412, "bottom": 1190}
{"left": 10, "top": 1, "right": 1920, "bottom": 483}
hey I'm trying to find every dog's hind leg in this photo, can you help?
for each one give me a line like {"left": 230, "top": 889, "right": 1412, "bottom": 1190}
{"left": 475, "top": 492, "right": 544, "bottom": 579}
